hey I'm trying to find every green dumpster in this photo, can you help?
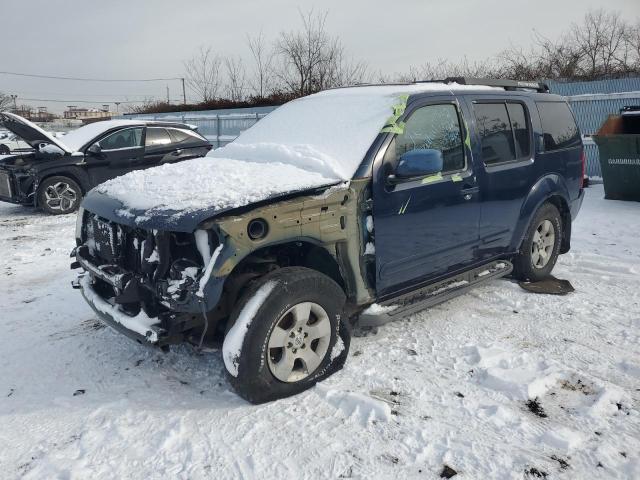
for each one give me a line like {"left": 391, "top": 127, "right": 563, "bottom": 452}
{"left": 593, "top": 108, "right": 640, "bottom": 202}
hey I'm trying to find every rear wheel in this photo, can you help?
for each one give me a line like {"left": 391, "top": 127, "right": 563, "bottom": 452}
{"left": 223, "top": 267, "right": 350, "bottom": 404}
{"left": 37, "top": 176, "right": 82, "bottom": 215}
{"left": 513, "top": 203, "right": 562, "bottom": 282}
{"left": 0, "top": 144, "right": 9, "bottom": 155}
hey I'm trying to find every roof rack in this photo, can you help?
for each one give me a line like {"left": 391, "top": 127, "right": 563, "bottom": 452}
{"left": 423, "top": 77, "right": 550, "bottom": 93}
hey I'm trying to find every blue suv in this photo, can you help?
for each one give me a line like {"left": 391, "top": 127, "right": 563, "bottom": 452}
{"left": 72, "top": 78, "right": 584, "bottom": 403}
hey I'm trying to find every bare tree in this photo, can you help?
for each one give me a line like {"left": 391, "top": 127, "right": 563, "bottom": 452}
{"left": 571, "top": 9, "right": 628, "bottom": 77}
{"left": 0, "top": 93, "right": 14, "bottom": 111}
{"left": 247, "top": 31, "right": 275, "bottom": 98}
{"left": 183, "top": 46, "right": 223, "bottom": 102}
{"left": 225, "top": 56, "right": 247, "bottom": 102}
{"left": 274, "top": 9, "right": 367, "bottom": 96}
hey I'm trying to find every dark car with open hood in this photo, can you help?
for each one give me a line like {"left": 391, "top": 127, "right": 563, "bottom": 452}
{"left": 0, "top": 112, "right": 211, "bottom": 214}
{"left": 71, "top": 78, "right": 585, "bottom": 404}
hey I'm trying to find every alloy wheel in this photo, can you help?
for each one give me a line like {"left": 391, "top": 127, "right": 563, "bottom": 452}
{"left": 44, "top": 181, "right": 77, "bottom": 212}
{"left": 267, "top": 302, "right": 332, "bottom": 382}
{"left": 531, "top": 219, "right": 555, "bottom": 269}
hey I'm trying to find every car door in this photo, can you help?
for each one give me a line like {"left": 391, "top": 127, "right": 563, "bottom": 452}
{"left": 464, "top": 96, "right": 536, "bottom": 258}
{"left": 86, "top": 127, "right": 144, "bottom": 185}
{"left": 372, "top": 98, "right": 481, "bottom": 296}
{"left": 143, "top": 127, "right": 175, "bottom": 167}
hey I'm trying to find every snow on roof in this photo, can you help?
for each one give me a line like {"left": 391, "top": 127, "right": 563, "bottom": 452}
{"left": 98, "top": 83, "right": 497, "bottom": 217}
{"left": 61, "top": 119, "right": 145, "bottom": 152}
{"left": 210, "top": 82, "right": 497, "bottom": 180}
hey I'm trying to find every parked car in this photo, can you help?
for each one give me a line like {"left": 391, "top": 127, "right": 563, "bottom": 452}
{"left": 0, "top": 113, "right": 212, "bottom": 214}
{"left": 71, "top": 78, "right": 584, "bottom": 403}
{"left": 0, "top": 132, "right": 33, "bottom": 154}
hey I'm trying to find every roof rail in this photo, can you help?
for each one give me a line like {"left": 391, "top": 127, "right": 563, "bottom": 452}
{"left": 427, "top": 77, "right": 550, "bottom": 93}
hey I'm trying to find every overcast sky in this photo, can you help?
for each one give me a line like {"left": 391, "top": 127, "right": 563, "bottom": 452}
{"left": 1, "top": 0, "right": 638, "bottom": 113}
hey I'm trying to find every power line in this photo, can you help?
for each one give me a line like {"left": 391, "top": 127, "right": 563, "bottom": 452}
{"left": 0, "top": 70, "right": 182, "bottom": 82}
{"left": 17, "top": 97, "right": 184, "bottom": 104}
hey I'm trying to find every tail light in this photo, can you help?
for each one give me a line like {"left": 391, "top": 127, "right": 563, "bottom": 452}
{"left": 580, "top": 150, "right": 586, "bottom": 187}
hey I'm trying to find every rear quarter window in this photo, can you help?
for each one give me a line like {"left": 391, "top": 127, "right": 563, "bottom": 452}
{"left": 536, "top": 102, "right": 581, "bottom": 151}
{"left": 167, "top": 128, "right": 203, "bottom": 144}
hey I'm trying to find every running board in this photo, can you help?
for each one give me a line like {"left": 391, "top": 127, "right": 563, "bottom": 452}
{"left": 359, "top": 260, "right": 513, "bottom": 327}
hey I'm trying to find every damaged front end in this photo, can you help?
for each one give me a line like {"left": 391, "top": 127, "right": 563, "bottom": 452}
{"left": 0, "top": 154, "right": 38, "bottom": 205}
{"left": 71, "top": 208, "right": 227, "bottom": 346}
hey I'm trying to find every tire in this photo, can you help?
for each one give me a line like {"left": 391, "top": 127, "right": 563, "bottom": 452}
{"left": 223, "top": 267, "right": 350, "bottom": 404}
{"left": 37, "top": 176, "right": 82, "bottom": 215}
{"left": 512, "top": 203, "right": 562, "bottom": 282}
{"left": 0, "top": 144, "right": 9, "bottom": 155}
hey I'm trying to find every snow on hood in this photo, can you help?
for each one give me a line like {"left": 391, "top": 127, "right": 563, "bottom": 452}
{"left": 90, "top": 156, "right": 338, "bottom": 230}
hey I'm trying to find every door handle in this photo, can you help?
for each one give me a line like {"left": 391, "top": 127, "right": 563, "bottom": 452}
{"left": 460, "top": 185, "right": 479, "bottom": 200}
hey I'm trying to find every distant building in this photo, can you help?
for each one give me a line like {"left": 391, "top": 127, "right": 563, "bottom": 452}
{"left": 63, "top": 105, "right": 112, "bottom": 123}
{"left": 14, "top": 106, "right": 56, "bottom": 122}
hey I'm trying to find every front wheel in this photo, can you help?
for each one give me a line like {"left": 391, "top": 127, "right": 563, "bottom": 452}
{"left": 223, "top": 267, "right": 350, "bottom": 404}
{"left": 512, "top": 203, "right": 562, "bottom": 282}
{"left": 0, "top": 144, "right": 9, "bottom": 155}
{"left": 37, "top": 176, "right": 82, "bottom": 215}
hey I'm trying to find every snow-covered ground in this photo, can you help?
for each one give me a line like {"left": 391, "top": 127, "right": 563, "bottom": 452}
{"left": 0, "top": 184, "right": 638, "bottom": 479}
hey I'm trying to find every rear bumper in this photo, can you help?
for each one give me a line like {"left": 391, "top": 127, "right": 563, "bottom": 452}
{"left": 570, "top": 188, "right": 585, "bottom": 220}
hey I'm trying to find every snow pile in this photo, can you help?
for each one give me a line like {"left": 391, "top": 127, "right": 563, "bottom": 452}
{"left": 362, "top": 303, "right": 398, "bottom": 315}
{"left": 222, "top": 280, "right": 278, "bottom": 377}
{"left": 315, "top": 385, "right": 392, "bottom": 425}
{"left": 468, "top": 345, "right": 565, "bottom": 400}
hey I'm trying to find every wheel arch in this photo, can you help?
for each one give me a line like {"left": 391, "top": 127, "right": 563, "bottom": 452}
{"left": 35, "top": 168, "right": 90, "bottom": 206}
{"left": 212, "top": 238, "right": 350, "bottom": 333}
{"left": 511, "top": 173, "right": 572, "bottom": 253}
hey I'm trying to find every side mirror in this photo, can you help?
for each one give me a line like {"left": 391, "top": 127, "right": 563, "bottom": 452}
{"left": 87, "top": 143, "right": 102, "bottom": 156}
{"left": 393, "top": 148, "right": 443, "bottom": 180}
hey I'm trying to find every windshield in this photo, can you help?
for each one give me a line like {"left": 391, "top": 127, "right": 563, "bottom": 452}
{"left": 208, "top": 86, "right": 413, "bottom": 180}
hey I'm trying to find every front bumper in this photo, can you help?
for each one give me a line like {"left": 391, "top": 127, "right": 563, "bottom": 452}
{"left": 73, "top": 246, "right": 208, "bottom": 347}
{"left": 76, "top": 273, "right": 206, "bottom": 347}
{"left": 0, "top": 168, "right": 36, "bottom": 205}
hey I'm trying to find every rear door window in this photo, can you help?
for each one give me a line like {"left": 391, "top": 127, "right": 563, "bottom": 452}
{"left": 474, "top": 102, "right": 531, "bottom": 165}
{"left": 536, "top": 102, "right": 581, "bottom": 151}
{"left": 145, "top": 127, "right": 172, "bottom": 147}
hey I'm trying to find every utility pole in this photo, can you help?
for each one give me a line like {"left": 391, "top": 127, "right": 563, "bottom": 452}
{"left": 181, "top": 78, "right": 186, "bottom": 104}
{"left": 166, "top": 85, "right": 170, "bottom": 103}
{"left": 115, "top": 102, "right": 120, "bottom": 113}
{"left": 10, "top": 94, "right": 17, "bottom": 112}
